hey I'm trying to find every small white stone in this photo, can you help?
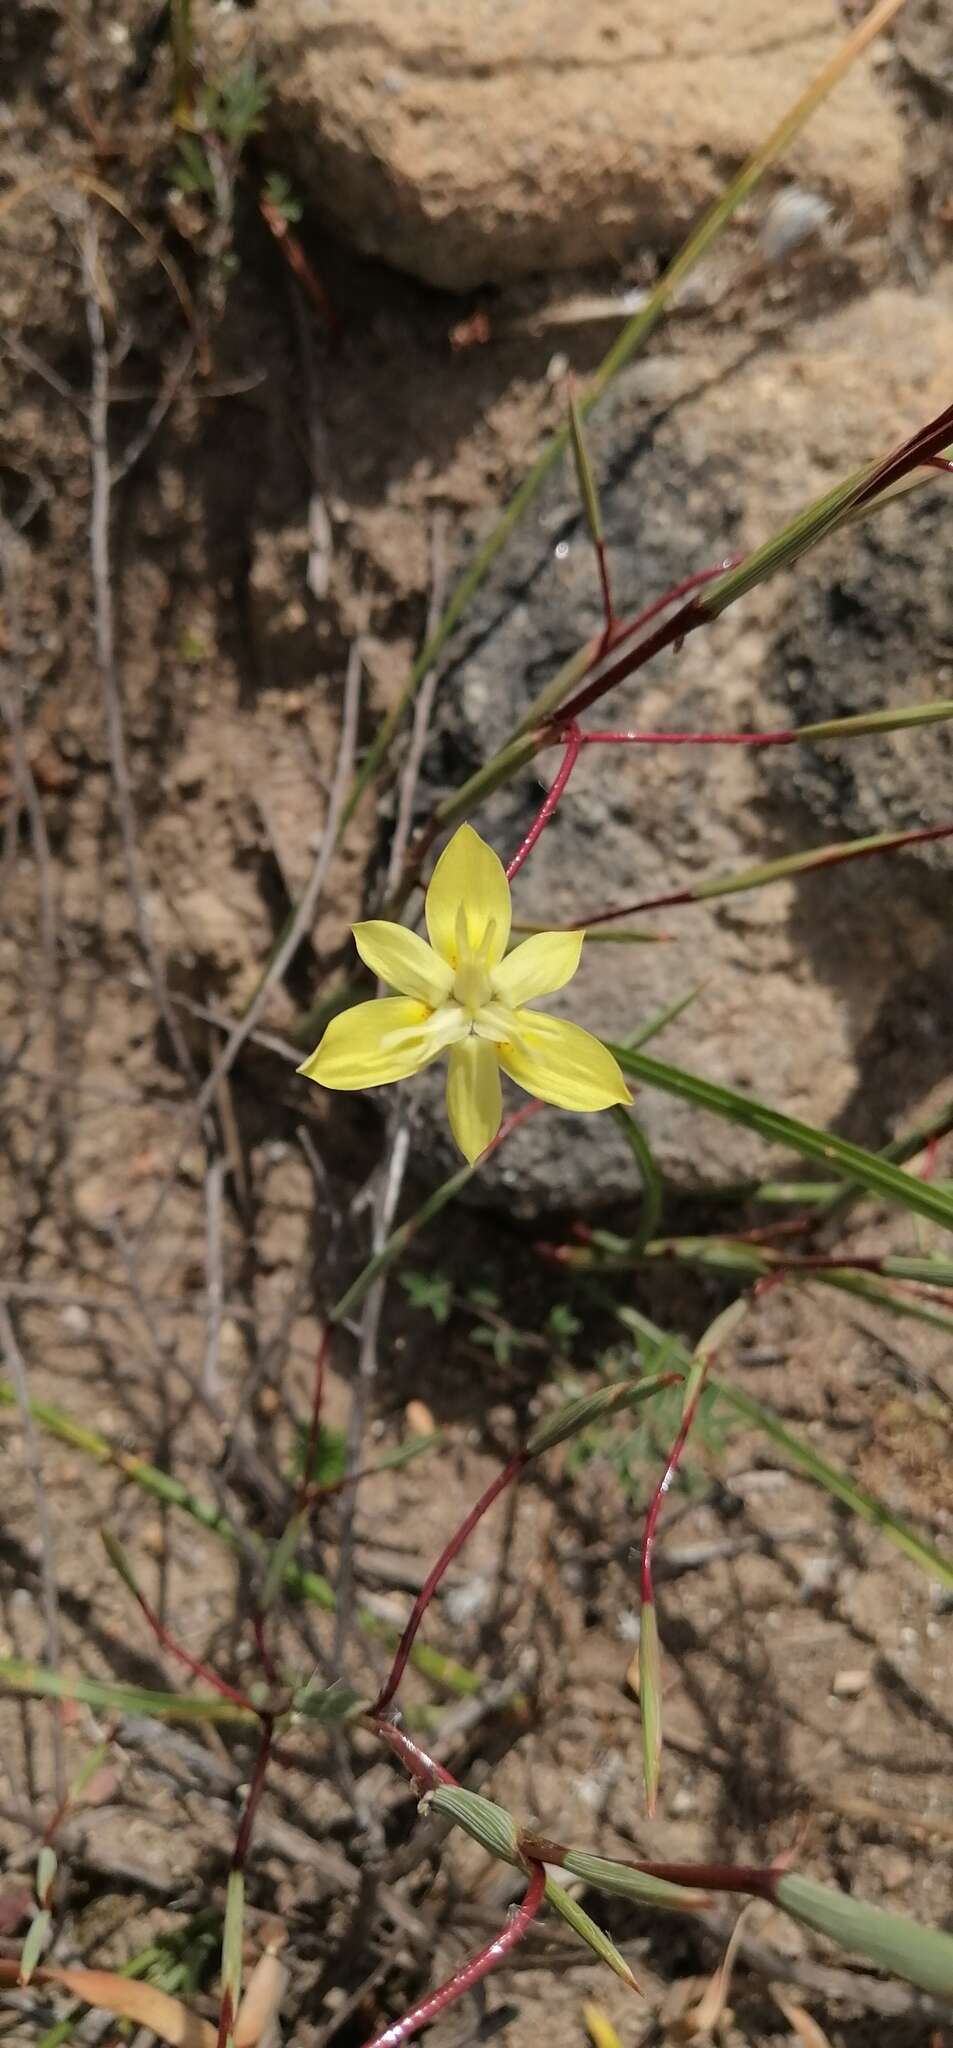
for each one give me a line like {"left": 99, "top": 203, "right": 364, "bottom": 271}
{"left": 831, "top": 1667, "right": 870, "bottom": 1698}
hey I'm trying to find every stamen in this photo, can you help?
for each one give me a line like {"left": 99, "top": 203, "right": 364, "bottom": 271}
{"left": 478, "top": 917, "right": 497, "bottom": 963}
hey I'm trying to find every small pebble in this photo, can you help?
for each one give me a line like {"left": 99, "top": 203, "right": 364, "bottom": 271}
{"left": 831, "top": 1667, "right": 870, "bottom": 1698}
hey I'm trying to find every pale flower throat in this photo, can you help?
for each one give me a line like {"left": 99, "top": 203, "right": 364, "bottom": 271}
{"left": 451, "top": 906, "right": 496, "bottom": 1014}
{"left": 448, "top": 908, "right": 510, "bottom": 1043}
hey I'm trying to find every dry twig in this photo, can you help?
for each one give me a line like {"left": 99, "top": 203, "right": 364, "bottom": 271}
{"left": 384, "top": 513, "right": 449, "bottom": 899}
{"left": 79, "top": 209, "right": 197, "bottom": 1090}
{"left": 0, "top": 1302, "right": 65, "bottom": 1800}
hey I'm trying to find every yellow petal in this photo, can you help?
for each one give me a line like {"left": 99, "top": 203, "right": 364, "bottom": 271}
{"left": 446, "top": 1036, "right": 503, "bottom": 1164}
{"left": 353, "top": 921, "right": 453, "bottom": 1005}
{"left": 425, "top": 823, "right": 511, "bottom": 969}
{"left": 298, "top": 998, "right": 467, "bottom": 1091}
{"left": 497, "top": 1010, "right": 631, "bottom": 1112}
{"left": 490, "top": 929, "right": 583, "bottom": 1007}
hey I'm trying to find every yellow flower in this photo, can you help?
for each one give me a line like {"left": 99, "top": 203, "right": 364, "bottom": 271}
{"left": 298, "top": 823, "right": 630, "bottom": 1164}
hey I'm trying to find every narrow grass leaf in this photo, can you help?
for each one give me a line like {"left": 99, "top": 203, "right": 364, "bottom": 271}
{"left": 544, "top": 1880, "right": 639, "bottom": 1989}
{"left": 714, "top": 1380, "right": 953, "bottom": 1591}
{"left": 221, "top": 1870, "right": 244, "bottom": 2044}
{"left": 611, "top": 1110, "right": 663, "bottom": 1252}
{"left": 612, "top": 1047, "right": 953, "bottom": 1234}
{"left": 775, "top": 1872, "right": 953, "bottom": 1997}
{"left": 611, "top": 1306, "right": 953, "bottom": 1591}
{"left": 621, "top": 985, "right": 706, "bottom": 1051}
{"left": 526, "top": 1374, "right": 676, "bottom": 1457}
{"left": 562, "top": 1847, "right": 709, "bottom": 1911}
{"left": 0, "top": 1657, "right": 258, "bottom": 1724}
{"left": 19, "top": 1912, "right": 51, "bottom": 1984}
{"left": 809, "top": 1265, "right": 953, "bottom": 1340}
{"left": 795, "top": 700, "right": 953, "bottom": 743}
{"left": 568, "top": 389, "right": 604, "bottom": 542}
{"left": 689, "top": 821, "right": 953, "bottom": 906}
{"left": 35, "top": 1848, "right": 56, "bottom": 1908}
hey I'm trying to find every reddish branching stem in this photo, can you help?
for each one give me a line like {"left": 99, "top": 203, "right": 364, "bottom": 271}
{"left": 640, "top": 1400, "right": 698, "bottom": 1609}
{"left": 597, "top": 558, "right": 741, "bottom": 663}
{"left": 215, "top": 1988, "right": 234, "bottom": 2048}
{"left": 594, "top": 537, "right": 615, "bottom": 648}
{"left": 569, "top": 820, "right": 953, "bottom": 929}
{"left": 126, "top": 1579, "right": 254, "bottom": 1711}
{"left": 853, "top": 398, "right": 953, "bottom": 505}
{"left": 505, "top": 731, "right": 581, "bottom": 881}
{"left": 371, "top": 1451, "right": 529, "bottom": 1714}
{"left": 370, "top": 1718, "right": 458, "bottom": 1791}
{"left": 554, "top": 598, "right": 703, "bottom": 728}
{"left": 359, "top": 1861, "right": 547, "bottom": 2048}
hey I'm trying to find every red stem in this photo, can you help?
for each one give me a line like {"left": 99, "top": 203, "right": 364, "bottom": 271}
{"left": 640, "top": 1399, "right": 698, "bottom": 1608}
{"left": 554, "top": 598, "right": 704, "bottom": 728}
{"left": 853, "top": 399, "right": 953, "bottom": 506}
{"left": 215, "top": 1989, "right": 234, "bottom": 2048}
{"left": 505, "top": 732, "right": 581, "bottom": 881}
{"left": 596, "top": 558, "right": 741, "bottom": 662}
{"left": 557, "top": 407, "right": 953, "bottom": 732}
{"left": 127, "top": 1583, "right": 254, "bottom": 1711}
{"left": 569, "top": 820, "right": 953, "bottom": 929}
{"left": 371, "top": 1718, "right": 458, "bottom": 1790}
{"left": 594, "top": 537, "right": 615, "bottom": 645}
{"left": 359, "top": 1861, "right": 547, "bottom": 2048}
{"left": 618, "top": 1859, "right": 776, "bottom": 1900}
{"left": 371, "top": 1451, "right": 529, "bottom": 1715}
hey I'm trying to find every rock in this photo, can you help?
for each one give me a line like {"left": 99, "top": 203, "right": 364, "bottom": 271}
{"left": 831, "top": 1666, "right": 870, "bottom": 1697}
{"left": 256, "top": 0, "right": 904, "bottom": 290}
{"left": 408, "top": 280, "right": 953, "bottom": 1211}
{"left": 896, "top": 0, "right": 953, "bottom": 96}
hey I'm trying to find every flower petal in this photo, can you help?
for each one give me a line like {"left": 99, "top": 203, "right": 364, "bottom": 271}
{"left": 446, "top": 1036, "right": 503, "bottom": 1164}
{"left": 353, "top": 921, "right": 453, "bottom": 1005}
{"left": 497, "top": 1009, "right": 631, "bottom": 1112}
{"left": 425, "top": 823, "right": 511, "bottom": 969}
{"left": 490, "top": 929, "right": 584, "bottom": 1007}
{"left": 298, "top": 998, "right": 467, "bottom": 1091}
